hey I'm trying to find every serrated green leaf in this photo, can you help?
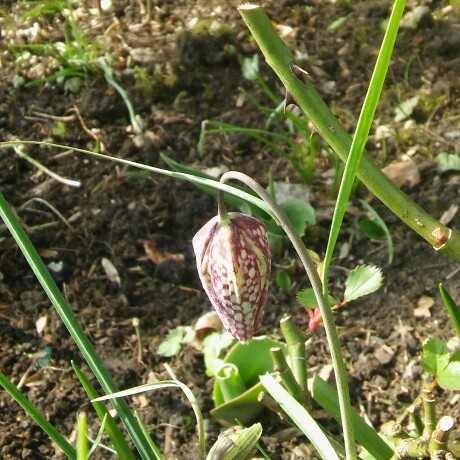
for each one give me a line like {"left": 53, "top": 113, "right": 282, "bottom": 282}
{"left": 421, "top": 338, "right": 449, "bottom": 376}
{"left": 449, "top": 349, "right": 460, "bottom": 362}
{"left": 343, "top": 265, "right": 383, "bottom": 302}
{"left": 438, "top": 361, "right": 460, "bottom": 390}
{"left": 297, "top": 288, "right": 336, "bottom": 308}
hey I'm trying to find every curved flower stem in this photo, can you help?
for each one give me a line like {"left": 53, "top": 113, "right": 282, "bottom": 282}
{"left": 217, "top": 186, "right": 229, "bottom": 222}
{"left": 219, "top": 171, "right": 356, "bottom": 460}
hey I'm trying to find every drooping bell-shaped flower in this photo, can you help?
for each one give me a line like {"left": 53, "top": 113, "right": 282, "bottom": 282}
{"left": 193, "top": 212, "right": 271, "bottom": 343}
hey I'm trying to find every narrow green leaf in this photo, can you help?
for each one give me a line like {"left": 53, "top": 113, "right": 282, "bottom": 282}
{"left": 87, "top": 414, "right": 110, "bottom": 458}
{"left": 359, "top": 200, "right": 393, "bottom": 264}
{"left": 0, "top": 192, "right": 156, "bottom": 460}
{"left": 93, "top": 381, "right": 205, "bottom": 460}
{"left": 0, "top": 372, "right": 76, "bottom": 460}
{"left": 76, "top": 412, "right": 88, "bottom": 460}
{"left": 321, "top": 0, "right": 407, "bottom": 292}
{"left": 439, "top": 283, "right": 460, "bottom": 338}
{"left": 260, "top": 374, "right": 340, "bottom": 460}
{"left": 71, "top": 362, "right": 138, "bottom": 460}
{"left": 344, "top": 265, "right": 383, "bottom": 302}
{"left": 134, "top": 413, "right": 165, "bottom": 460}
{"left": 421, "top": 338, "right": 449, "bottom": 376}
{"left": 311, "top": 374, "right": 394, "bottom": 460}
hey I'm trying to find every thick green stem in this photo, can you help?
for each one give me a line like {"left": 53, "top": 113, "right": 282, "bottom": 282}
{"left": 280, "top": 316, "right": 311, "bottom": 410}
{"left": 422, "top": 389, "right": 437, "bottom": 438}
{"left": 219, "top": 171, "right": 357, "bottom": 459}
{"left": 238, "top": 4, "right": 460, "bottom": 261}
{"left": 270, "top": 347, "right": 307, "bottom": 407}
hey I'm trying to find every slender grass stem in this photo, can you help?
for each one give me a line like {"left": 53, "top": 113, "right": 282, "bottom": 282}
{"left": 322, "top": 0, "right": 406, "bottom": 288}
{"left": 218, "top": 171, "right": 356, "bottom": 459}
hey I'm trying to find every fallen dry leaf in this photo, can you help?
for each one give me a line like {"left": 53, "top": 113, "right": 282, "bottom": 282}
{"left": 195, "top": 310, "right": 223, "bottom": 340}
{"left": 23, "top": 370, "right": 46, "bottom": 388}
{"left": 414, "top": 295, "right": 435, "bottom": 317}
{"left": 36, "top": 315, "right": 48, "bottom": 335}
{"left": 133, "top": 394, "right": 149, "bottom": 408}
{"left": 142, "top": 240, "right": 185, "bottom": 265}
{"left": 382, "top": 159, "right": 420, "bottom": 188}
{"left": 440, "top": 204, "right": 458, "bottom": 226}
{"left": 101, "top": 257, "right": 121, "bottom": 287}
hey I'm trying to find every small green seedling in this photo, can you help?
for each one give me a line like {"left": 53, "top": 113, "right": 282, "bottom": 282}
{"left": 211, "top": 336, "right": 287, "bottom": 424}
{"left": 156, "top": 326, "right": 195, "bottom": 358}
{"left": 199, "top": 54, "right": 323, "bottom": 185}
{"left": 359, "top": 199, "right": 393, "bottom": 264}
{"left": 10, "top": 3, "right": 104, "bottom": 91}
{"left": 435, "top": 152, "right": 460, "bottom": 173}
{"left": 421, "top": 338, "right": 460, "bottom": 390}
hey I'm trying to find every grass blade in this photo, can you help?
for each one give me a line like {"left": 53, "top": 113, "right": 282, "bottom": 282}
{"left": 322, "top": 0, "right": 406, "bottom": 287}
{"left": 359, "top": 199, "right": 393, "bottom": 264}
{"left": 135, "top": 412, "right": 165, "bottom": 460}
{"left": 311, "top": 374, "right": 394, "bottom": 460}
{"left": 0, "top": 372, "right": 76, "bottom": 460}
{"left": 0, "top": 192, "right": 157, "bottom": 460}
{"left": 0, "top": 140, "right": 275, "bottom": 221}
{"left": 76, "top": 412, "right": 88, "bottom": 460}
{"left": 71, "top": 362, "right": 138, "bottom": 460}
{"left": 260, "top": 374, "right": 340, "bottom": 460}
{"left": 439, "top": 283, "right": 460, "bottom": 338}
{"left": 93, "top": 380, "right": 206, "bottom": 460}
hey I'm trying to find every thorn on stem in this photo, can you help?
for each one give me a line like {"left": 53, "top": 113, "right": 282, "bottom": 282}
{"left": 289, "top": 61, "right": 309, "bottom": 82}
{"left": 283, "top": 91, "right": 298, "bottom": 111}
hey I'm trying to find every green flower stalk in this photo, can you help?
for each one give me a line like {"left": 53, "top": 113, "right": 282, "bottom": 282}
{"left": 193, "top": 212, "right": 271, "bottom": 343}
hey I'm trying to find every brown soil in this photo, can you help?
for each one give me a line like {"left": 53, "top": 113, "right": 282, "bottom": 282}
{"left": 0, "top": 1, "right": 459, "bottom": 459}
